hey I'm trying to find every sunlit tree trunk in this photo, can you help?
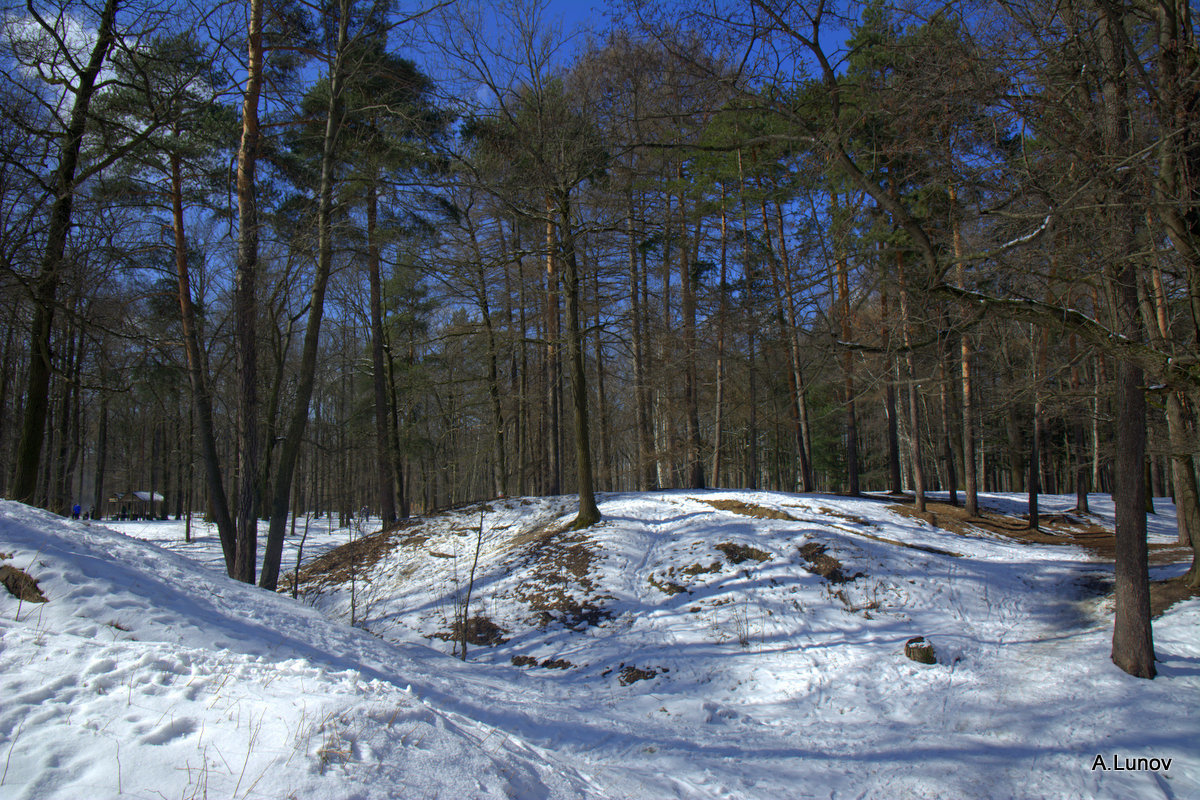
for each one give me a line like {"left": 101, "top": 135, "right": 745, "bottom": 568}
{"left": 232, "top": 0, "right": 265, "bottom": 583}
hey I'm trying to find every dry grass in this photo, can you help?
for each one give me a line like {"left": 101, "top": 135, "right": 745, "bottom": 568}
{"left": 889, "top": 501, "right": 1189, "bottom": 565}
{"left": 715, "top": 542, "right": 771, "bottom": 564}
{"left": 431, "top": 615, "right": 509, "bottom": 647}
{"left": 617, "top": 664, "right": 667, "bottom": 685}
{"left": 648, "top": 574, "right": 689, "bottom": 595}
{"left": 1150, "top": 575, "right": 1200, "bottom": 618}
{"left": 283, "top": 519, "right": 423, "bottom": 596}
{"left": 511, "top": 521, "right": 612, "bottom": 630}
{"left": 889, "top": 500, "right": 1198, "bottom": 615}
{"left": 1, "top": 563, "right": 47, "bottom": 603}
{"left": 700, "top": 499, "right": 794, "bottom": 521}
{"left": 798, "top": 542, "right": 861, "bottom": 583}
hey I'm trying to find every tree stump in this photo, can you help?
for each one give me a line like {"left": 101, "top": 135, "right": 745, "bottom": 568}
{"left": 904, "top": 636, "right": 936, "bottom": 664}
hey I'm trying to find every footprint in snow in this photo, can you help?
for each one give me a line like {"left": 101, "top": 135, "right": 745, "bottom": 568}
{"left": 140, "top": 717, "right": 198, "bottom": 746}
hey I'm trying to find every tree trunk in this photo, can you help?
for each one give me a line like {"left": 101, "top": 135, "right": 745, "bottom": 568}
{"left": 469, "top": 215, "right": 506, "bottom": 498}
{"left": 591, "top": 259, "right": 612, "bottom": 491}
{"left": 1142, "top": 236, "right": 1200, "bottom": 576}
{"left": 11, "top": 0, "right": 118, "bottom": 504}
{"left": 260, "top": 2, "right": 347, "bottom": 591}
{"left": 1030, "top": 324, "right": 1046, "bottom": 529}
{"left": 1101, "top": 1, "right": 1155, "bottom": 679}
{"left": 747, "top": 325, "right": 758, "bottom": 491}
{"left": 712, "top": 188, "right": 729, "bottom": 489}
{"left": 514, "top": 222, "right": 530, "bottom": 497}
{"left": 896, "top": 251, "right": 926, "bottom": 511}
{"left": 949, "top": 186, "right": 978, "bottom": 515}
{"left": 172, "top": 152, "right": 236, "bottom": 570}
{"left": 545, "top": 202, "right": 562, "bottom": 495}
{"left": 680, "top": 183, "right": 704, "bottom": 489}
{"left": 628, "top": 199, "right": 656, "bottom": 491}
{"left": 880, "top": 272, "right": 903, "bottom": 494}
{"left": 1165, "top": 393, "right": 1200, "bottom": 586}
{"left": 559, "top": 199, "right": 600, "bottom": 528}
{"left": 1007, "top": 404, "right": 1025, "bottom": 493}
{"left": 232, "top": 0, "right": 265, "bottom": 583}
{"left": 833, "top": 192, "right": 859, "bottom": 495}
{"left": 775, "top": 200, "right": 815, "bottom": 492}
{"left": 93, "top": 391, "right": 109, "bottom": 519}
{"left": 939, "top": 352, "right": 957, "bottom": 506}
{"left": 368, "top": 180, "right": 397, "bottom": 522}
{"left": 760, "top": 195, "right": 812, "bottom": 491}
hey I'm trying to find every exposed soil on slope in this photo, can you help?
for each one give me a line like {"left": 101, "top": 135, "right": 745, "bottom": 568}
{"left": 715, "top": 542, "right": 772, "bottom": 564}
{"left": 432, "top": 615, "right": 509, "bottom": 647}
{"left": 887, "top": 499, "right": 1198, "bottom": 616}
{"left": 799, "top": 542, "right": 861, "bottom": 583}
{"left": 511, "top": 520, "right": 612, "bottom": 630}
{"left": 699, "top": 499, "right": 792, "bottom": 520}
{"left": 1, "top": 562, "right": 47, "bottom": 603}
{"left": 888, "top": 501, "right": 1189, "bottom": 564}
{"left": 283, "top": 519, "right": 424, "bottom": 595}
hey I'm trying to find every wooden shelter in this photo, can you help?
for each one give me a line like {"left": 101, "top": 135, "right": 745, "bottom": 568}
{"left": 105, "top": 491, "right": 165, "bottom": 521}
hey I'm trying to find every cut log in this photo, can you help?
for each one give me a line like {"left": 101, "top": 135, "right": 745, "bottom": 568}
{"left": 904, "top": 636, "right": 936, "bottom": 664}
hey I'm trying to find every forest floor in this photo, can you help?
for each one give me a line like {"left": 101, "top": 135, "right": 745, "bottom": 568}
{"left": 887, "top": 498, "right": 1198, "bottom": 616}
{"left": 1, "top": 490, "right": 1196, "bottom": 799}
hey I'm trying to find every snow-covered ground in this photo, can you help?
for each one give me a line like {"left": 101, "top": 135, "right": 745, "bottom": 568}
{"left": 1, "top": 491, "right": 1196, "bottom": 799}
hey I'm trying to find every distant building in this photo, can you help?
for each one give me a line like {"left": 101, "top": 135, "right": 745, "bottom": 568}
{"left": 105, "top": 491, "right": 165, "bottom": 521}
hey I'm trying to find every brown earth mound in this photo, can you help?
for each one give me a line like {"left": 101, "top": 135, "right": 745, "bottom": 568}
{"left": 432, "top": 615, "right": 508, "bottom": 647}
{"left": 283, "top": 519, "right": 423, "bottom": 595}
{"left": 512, "top": 521, "right": 612, "bottom": 630}
{"left": 799, "top": 542, "right": 862, "bottom": 583}
{"left": 715, "top": 542, "right": 771, "bottom": 564}
{"left": 1, "top": 563, "right": 47, "bottom": 603}
{"left": 700, "top": 499, "right": 793, "bottom": 520}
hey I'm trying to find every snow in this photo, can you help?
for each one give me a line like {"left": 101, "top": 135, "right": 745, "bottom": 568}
{"left": 1, "top": 491, "right": 1196, "bottom": 799}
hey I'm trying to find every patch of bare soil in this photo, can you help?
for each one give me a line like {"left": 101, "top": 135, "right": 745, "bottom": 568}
{"left": 1150, "top": 575, "right": 1200, "bottom": 618}
{"left": 647, "top": 560, "right": 723, "bottom": 596}
{"left": 511, "top": 655, "right": 575, "bottom": 670}
{"left": 1, "top": 563, "right": 46, "bottom": 603}
{"left": 889, "top": 501, "right": 1189, "bottom": 566}
{"left": 700, "top": 499, "right": 794, "bottom": 521}
{"left": 894, "top": 501, "right": 1199, "bottom": 615}
{"left": 799, "top": 542, "right": 862, "bottom": 583}
{"left": 715, "top": 542, "right": 771, "bottom": 564}
{"left": 648, "top": 574, "right": 688, "bottom": 595}
{"left": 812, "top": 507, "right": 876, "bottom": 527}
{"left": 432, "top": 615, "right": 508, "bottom": 647}
{"left": 513, "top": 521, "right": 612, "bottom": 630}
{"left": 282, "top": 519, "right": 423, "bottom": 596}
{"left": 613, "top": 663, "right": 669, "bottom": 685}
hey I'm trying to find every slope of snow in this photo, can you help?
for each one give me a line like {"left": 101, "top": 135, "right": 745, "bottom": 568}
{"left": 0, "top": 502, "right": 599, "bottom": 800}
{"left": 2, "top": 491, "right": 1197, "bottom": 799}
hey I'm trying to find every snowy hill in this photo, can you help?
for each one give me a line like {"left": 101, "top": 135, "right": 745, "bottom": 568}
{"left": 2, "top": 492, "right": 1197, "bottom": 799}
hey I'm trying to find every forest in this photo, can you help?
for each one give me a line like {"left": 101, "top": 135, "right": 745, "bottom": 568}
{"left": 0, "top": 0, "right": 1197, "bottom": 682}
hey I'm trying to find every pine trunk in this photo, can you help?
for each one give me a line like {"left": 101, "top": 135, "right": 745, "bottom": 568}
{"left": 232, "top": 0, "right": 265, "bottom": 583}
